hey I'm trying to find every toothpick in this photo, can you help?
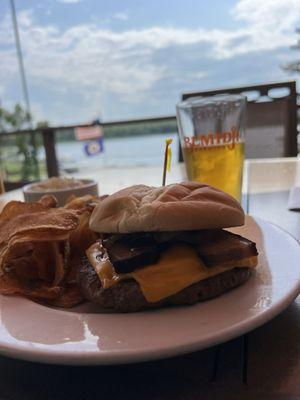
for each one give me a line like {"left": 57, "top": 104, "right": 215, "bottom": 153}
{"left": 162, "top": 139, "right": 173, "bottom": 186}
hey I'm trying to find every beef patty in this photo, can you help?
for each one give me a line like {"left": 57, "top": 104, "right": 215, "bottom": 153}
{"left": 78, "top": 257, "right": 252, "bottom": 312}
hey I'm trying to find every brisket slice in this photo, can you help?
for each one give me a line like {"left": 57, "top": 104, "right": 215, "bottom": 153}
{"left": 103, "top": 233, "right": 160, "bottom": 274}
{"left": 100, "top": 230, "right": 258, "bottom": 273}
{"left": 191, "top": 230, "right": 258, "bottom": 266}
{"left": 78, "top": 257, "right": 252, "bottom": 313}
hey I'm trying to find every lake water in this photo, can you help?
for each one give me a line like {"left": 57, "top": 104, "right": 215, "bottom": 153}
{"left": 56, "top": 133, "right": 179, "bottom": 173}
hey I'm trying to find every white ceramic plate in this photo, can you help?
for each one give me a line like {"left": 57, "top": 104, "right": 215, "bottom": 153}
{"left": 0, "top": 216, "right": 299, "bottom": 365}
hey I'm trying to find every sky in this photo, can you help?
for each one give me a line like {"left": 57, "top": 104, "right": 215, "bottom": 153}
{"left": 0, "top": 0, "right": 299, "bottom": 126}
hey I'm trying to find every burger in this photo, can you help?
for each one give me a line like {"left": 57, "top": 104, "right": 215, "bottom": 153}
{"left": 78, "top": 182, "right": 258, "bottom": 312}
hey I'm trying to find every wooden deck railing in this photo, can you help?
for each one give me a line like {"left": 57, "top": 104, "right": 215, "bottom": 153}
{"left": 0, "top": 115, "right": 177, "bottom": 181}
{"left": 181, "top": 81, "right": 300, "bottom": 161}
{"left": 0, "top": 81, "right": 299, "bottom": 188}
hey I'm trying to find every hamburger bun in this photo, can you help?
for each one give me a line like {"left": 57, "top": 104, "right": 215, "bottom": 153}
{"left": 90, "top": 182, "right": 244, "bottom": 233}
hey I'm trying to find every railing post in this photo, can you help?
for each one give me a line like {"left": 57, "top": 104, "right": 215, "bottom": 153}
{"left": 285, "top": 82, "right": 298, "bottom": 157}
{"left": 42, "top": 128, "right": 59, "bottom": 177}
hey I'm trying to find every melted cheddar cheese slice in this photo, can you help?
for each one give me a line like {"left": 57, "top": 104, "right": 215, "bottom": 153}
{"left": 86, "top": 242, "right": 257, "bottom": 303}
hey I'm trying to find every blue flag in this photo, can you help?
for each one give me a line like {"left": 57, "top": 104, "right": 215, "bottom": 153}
{"left": 84, "top": 137, "right": 104, "bottom": 156}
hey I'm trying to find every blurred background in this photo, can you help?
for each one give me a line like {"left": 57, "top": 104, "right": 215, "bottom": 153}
{"left": 0, "top": 0, "right": 299, "bottom": 187}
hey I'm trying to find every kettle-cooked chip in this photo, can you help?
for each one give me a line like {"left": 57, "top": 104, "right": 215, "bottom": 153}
{"left": 65, "top": 194, "right": 106, "bottom": 259}
{"left": 64, "top": 194, "right": 103, "bottom": 214}
{"left": 39, "top": 194, "right": 58, "bottom": 208}
{"left": 0, "top": 199, "right": 79, "bottom": 305}
{"left": 0, "top": 194, "right": 108, "bottom": 308}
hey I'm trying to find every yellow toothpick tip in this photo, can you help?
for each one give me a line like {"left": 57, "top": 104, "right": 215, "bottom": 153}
{"left": 162, "top": 138, "right": 173, "bottom": 186}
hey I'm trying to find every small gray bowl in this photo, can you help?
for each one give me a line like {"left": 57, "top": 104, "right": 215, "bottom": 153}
{"left": 23, "top": 179, "right": 99, "bottom": 206}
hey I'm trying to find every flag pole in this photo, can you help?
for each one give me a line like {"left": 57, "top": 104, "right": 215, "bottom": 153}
{"left": 10, "top": 0, "right": 40, "bottom": 178}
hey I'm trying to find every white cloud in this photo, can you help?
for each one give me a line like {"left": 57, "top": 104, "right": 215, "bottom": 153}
{"left": 114, "top": 12, "right": 129, "bottom": 21}
{"left": 225, "top": 0, "right": 300, "bottom": 57}
{"left": 0, "top": 0, "right": 299, "bottom": 123}
{"left": 233, "top": 0, "right": 300, "bottom": 28}
{"left": 57, "top": 0, "right": 83, "bottom": 4}
{"left": 192, "top": 72, "right": 208, "bottom": 79}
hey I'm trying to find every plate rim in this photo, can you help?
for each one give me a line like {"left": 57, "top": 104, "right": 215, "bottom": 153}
{"left": 0, "top": 216, "right": 299, "bottom": 365}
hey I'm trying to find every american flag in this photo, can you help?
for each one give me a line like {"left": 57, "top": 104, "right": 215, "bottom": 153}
{"left": 75, "top": 125, "right": 103, "bottom": 141}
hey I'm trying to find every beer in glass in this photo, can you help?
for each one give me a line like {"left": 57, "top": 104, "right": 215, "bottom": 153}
{"left": 176, "top": 95, "right": 246, "bottom": 201}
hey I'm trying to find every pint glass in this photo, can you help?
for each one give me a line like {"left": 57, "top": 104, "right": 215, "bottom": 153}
{"left": 176, "top": 95, "right": 246, "bottom": 201}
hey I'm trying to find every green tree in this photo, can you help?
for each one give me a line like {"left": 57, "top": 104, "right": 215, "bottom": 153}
{"left": 0, "top": 103, "right": 47, "bottom": 181}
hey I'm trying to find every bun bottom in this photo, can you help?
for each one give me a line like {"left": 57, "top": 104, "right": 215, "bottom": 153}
{"left": 78, "top": 258, "right": 252, "bottom": 313}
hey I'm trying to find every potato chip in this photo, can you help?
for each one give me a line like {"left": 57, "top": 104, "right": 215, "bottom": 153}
{"left": 64, "top": 194, "right": 102, "bottom": 214}
{"left": 45, "top": 284, "right": 84, "bottom": 308}
{"left": 0, "top": 194, "right": 107, "bottom": 308}
{"left": 65, "top": 194, "right": 105, "bottom": 257}
{"left": 0, "top": 199, "right": 79, "bottom": 304}
{"left": 65, "top": 196, "right": 102, "bottom": 293}
{"left": 39, "top": 194, "right": 58, "bottom": 208}
{"left": 69, "top": 211, "right": 98, "bottom": 256}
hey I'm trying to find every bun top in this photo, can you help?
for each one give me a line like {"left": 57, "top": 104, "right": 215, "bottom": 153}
{"left": 90, "top": 182, "right": 245, "bottom": 233}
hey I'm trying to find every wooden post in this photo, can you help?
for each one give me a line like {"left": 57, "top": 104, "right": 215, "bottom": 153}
{"left": 0, "top": 170, "right": 5, "bottom": 194}
{"left": 285, "top": 82, "right": 298, "bottom": 157}
{"left": 42, "top": 128, "right": 59, "bottom": 177}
